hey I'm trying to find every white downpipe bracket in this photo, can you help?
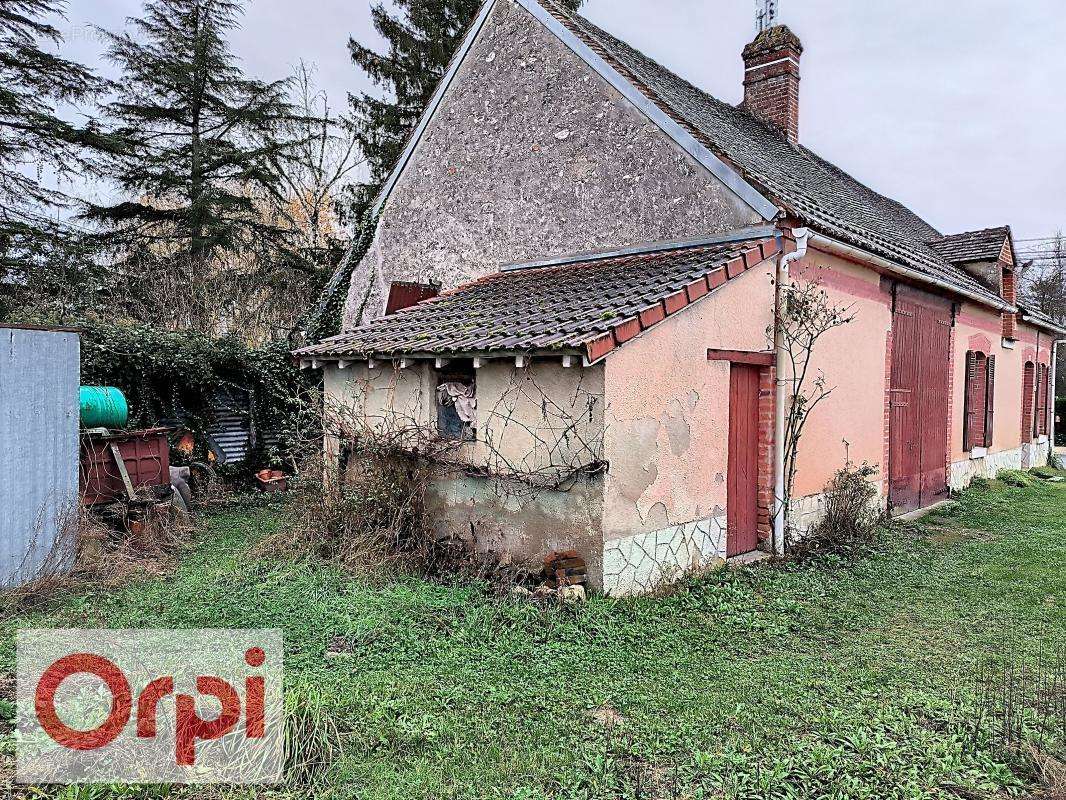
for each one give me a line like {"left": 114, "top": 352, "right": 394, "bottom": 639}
{"left": 773, "top": 227, "right": 810, "bottom": 556}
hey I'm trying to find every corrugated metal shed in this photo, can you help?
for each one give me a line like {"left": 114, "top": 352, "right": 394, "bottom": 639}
{"left": 206, "top": 386, "right": 252, "bottom": 465}
{"left": 0, "top": 327, "right": 80, "bottom": 586}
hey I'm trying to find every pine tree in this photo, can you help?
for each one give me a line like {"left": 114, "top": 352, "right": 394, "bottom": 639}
{"left": 84, "top": 0, "right": 297, "bottom": 289}
{"left": 0, "top": 0, "right": 106, "bottom": 314}
{"left": 348, "top": 0, "right": 582, "bottom": 214}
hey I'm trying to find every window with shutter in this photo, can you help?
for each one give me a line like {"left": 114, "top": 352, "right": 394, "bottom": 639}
{"left": 1022, "top": 361, "right": 1035, "bottom": 442}
{"left": 962, "top": 351, "right": 975, "bottom": 451}
{"left": 1045, "top": 364, "right": 1053, "bottom": 436}
{"left": 983, "top": 355, "right": 995, "bottom": 448}
{"left": 1037, "top": 364, "right": 1050, "bottom": 436}
{"left": 963, "top": 350, "right": 993, "bottom": 452}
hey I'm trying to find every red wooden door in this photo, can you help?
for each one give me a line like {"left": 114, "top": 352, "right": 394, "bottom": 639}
{"left": 889, "top": 287, "right": 952, "bottom": 513}
{"left": 727, "top": 364, "right": 760, "bottom": 556}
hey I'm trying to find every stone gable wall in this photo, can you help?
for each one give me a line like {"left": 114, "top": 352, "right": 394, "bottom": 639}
{"left": 343, "top": 0, "right": 762, "bottom": 328}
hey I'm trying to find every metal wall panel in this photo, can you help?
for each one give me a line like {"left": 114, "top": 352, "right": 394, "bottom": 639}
{"left": 0, "top": 328, "right": 80, "bottom": 586}
{"left": 206, "top": 386, "right": 252, "bottom": 464}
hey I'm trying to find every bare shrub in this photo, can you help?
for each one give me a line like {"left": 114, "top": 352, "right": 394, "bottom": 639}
{"left": 0, "top": 502, "right": 83, "bottom": 614}
{"left": 257, "top": 419, "right": 533, "bottom": 590}
{"left": 81, "top": 497, "right": 195, "bottom": 581}
{"left": 1025, "top": 744, "right": 1066, "bottom": 799}
{"left": 789, "top": 462, "right": 886, "bottom": 559}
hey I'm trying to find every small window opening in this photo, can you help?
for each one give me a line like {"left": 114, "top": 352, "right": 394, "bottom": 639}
{"left": 436, "top": 360, "right": 476, "bottom": 441}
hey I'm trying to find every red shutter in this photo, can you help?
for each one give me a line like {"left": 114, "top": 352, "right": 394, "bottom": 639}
{"left": 1022, "top": 362, "right": 1035, "bottom": 442}
{"left": 983, "top": 355, "right": 996, "bottom": 448}
{"left": 963, "top": 351, "right": 977, "bottom": 451}
{"left": 385, "top": 282, "right": 439, "bottom": 315}
{"left": 1046, "top": 365, "right": 1054, "bottom": 436}
{"left": 1037, "top": 364, "right": 1050, "bottom": 436}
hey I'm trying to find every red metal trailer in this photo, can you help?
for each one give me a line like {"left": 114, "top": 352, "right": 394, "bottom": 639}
{"left": 80, "top": 428, "right": 171, "bottom": 506}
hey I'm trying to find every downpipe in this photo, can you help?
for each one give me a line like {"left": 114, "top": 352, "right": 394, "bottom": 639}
{"left": 772, "top": 227, "right": 810, "bottom": 556}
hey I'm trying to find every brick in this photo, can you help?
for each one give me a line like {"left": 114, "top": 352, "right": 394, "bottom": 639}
{"left": 638, "top": 302, "right": 666, "bottom": 328}
{"left": 613, "top": 317, "right": 642, "bottom": 343}
{"left": 707, "top": 268, "right": 728, "bottom": 289}
{"left": 585, "top": 332, "right": 616, "bottom": 363}
{"left": 743, "top": 247, "right": 763, "bottom": 270}
{"left": 685, "top": 277, "right": 709, "bottom": 302}
{"left": 725, "top": 257, "right": 745, "bottom": 279}
{"left": 663, "top": 289, "right": 689, "bottom": 315}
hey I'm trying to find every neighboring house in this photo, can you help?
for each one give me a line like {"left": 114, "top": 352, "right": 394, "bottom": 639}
{"left": 296, "top": 0, "right": 1064, "bottom": 595}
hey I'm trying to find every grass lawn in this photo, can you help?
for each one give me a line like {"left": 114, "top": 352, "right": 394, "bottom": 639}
{"left": 1, "top": 477, "right": 1063, "bottom": 799}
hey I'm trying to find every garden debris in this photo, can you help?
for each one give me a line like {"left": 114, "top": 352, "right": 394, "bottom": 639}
{"left": 528, "top": 581, "right": 587, "bottom": 604}
{"left": 324, "top": 632, "right": 379, "bottom": 657}
{"left": 255, "top": 469, "right": 288, "bottom": 492}
{"left": 542, "top": 549, "right": 587, "bottom": 588}
{"left": 557, "top": 584, "right": 587, "bottom": 603}
{"left": 590, "top": 703, "right": 623, "bottom": 730}
{"left": 1, "top": 500, "right": 194, "bottom": 615}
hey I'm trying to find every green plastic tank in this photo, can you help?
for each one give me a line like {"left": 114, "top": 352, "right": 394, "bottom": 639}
{"left": 79, "top": 386, "right": 129, "bottom": 429}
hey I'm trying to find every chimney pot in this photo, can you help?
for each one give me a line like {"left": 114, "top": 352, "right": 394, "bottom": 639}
{"left": 741, "top": 25, "right": 803, "bottom": 144}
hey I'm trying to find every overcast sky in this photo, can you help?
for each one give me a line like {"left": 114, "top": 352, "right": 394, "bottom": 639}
{"left": 60, "top": 0, "right": 1064, "bottom": 249}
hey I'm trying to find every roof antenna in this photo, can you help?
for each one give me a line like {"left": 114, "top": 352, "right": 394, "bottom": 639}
{"left": 756, "top": 0, "right": 779, "bottom": 33}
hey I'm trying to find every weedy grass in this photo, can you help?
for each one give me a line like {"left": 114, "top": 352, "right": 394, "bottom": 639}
{"left": 1, "top": 478, "right": 1063, "bottom": 799}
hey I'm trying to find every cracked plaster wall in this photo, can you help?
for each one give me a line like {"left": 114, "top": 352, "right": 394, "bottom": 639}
{"left": 323, "top": 360, "right": 604, "bottom": 472}
{"left": 427, "top": 473, "right": 605, "bottom": 589}
{"left": 323, "top": 359, "right": 608, "bottom": 582}
{"left": 343, "top": 0, "right": 761, "bottom": 329}
{"left": 600, "top": 263, "right": 776, "bottom": 545}
{"left": 474, "top": 361, "right": 605, "bottom": 474}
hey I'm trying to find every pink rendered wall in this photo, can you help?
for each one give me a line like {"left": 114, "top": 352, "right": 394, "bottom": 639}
{"left": 789, "top": 249, "right": 893, "bottom": 499}
{"left": 600, "top": 262, "right": 775, "bottom": 542}
{"left": 951, "top": 304, "right": 1053, "bottom": 461}
{"left": 601, "top": 240, "right": 1056, "bottom": 537}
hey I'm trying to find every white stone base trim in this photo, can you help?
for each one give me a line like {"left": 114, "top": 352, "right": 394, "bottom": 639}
{"left": 949, "top": 442, "right": 1050, "bottom": 489}
{"left": 788, "top": 483, "right": 889, "bottom": 539}
{"left": 602, "top": 514, "right": 727, "bottom": 597}
{"left": 789, "top": 492, "right": 827, "bottom": 536}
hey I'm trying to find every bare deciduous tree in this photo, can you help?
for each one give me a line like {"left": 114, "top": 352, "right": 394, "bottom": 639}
{"left": 1018, "top": 232, "right": 1066, "bottom": 396}
{"left": 769, "top": 280, "right": 855, "bottom": 533}
{"left": 264, "top": 62, "right": 364, "bottom": 271}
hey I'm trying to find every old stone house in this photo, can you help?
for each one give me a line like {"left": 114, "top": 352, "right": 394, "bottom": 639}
{"left": 296, "top": 0, "right": 1063, "bottom": 595}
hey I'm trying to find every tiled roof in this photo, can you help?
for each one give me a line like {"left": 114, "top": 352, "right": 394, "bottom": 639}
{"left": 1018, "top": 304, "right": 1066, "bottom": 335}
{"left": 927, "top": 226, "right": 1011, "bottom": 265}
{"left": 297, "top": 234, "right": 778, "bottom": 363}
{"left": 537, "top": 1, "right": 1006, "bottom": 308}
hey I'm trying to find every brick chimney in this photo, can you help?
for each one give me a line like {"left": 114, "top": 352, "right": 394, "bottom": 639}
{"left": 741, "top": 25, "right": 803, "bottom": 144}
